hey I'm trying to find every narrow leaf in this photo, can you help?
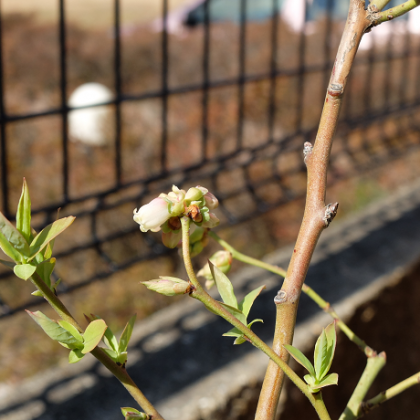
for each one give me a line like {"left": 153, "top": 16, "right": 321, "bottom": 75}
{"left": 101, "top": 348, "right": 118, "bottom": 361}
{"left": 26, "top": 310, "right": 83, "bottom": 348}
{"left": 82, "top": 319, "right": 107, "bottom": 354}
{"left": 29, "top": 216, "right": 75, "bottom": 260}
{"left": 0, "top": 212, "right": 30, "bottom": 257}
{"left": 69, "top": 349, "right": 85, "bottom": 364}
{"left": 314, "top": 329, "right": 329, "bottom": 381}
{"left": 239, "top": 285, "right": 265, "bottom": 319}
{"left": 304, "top": 374, "right": 316, "bottom": 387}
{"left": 0, "top": 231, "right": 23, "bottom": 262}
{"left": 311, "top": 373, "right": 339, "bottom": 390}
{"left": 219, "top": 302, "right": 246, "bottom": 324}
{"left": 35, "top": 258, "right": 56, "bottom": 288}
{"left": 43, "top": 240, "right": 55, "bottom": 260}
{"left": 284, "top": 344, "right": 316, "bottom": 377}
{"left": 321, "top": 321, "right": 337, "bottom": 379}
{"left": 13, "top": 264, "right": 36, "bottom": 280}
{"left": 222, "top": 326, "right": 242, "bottom": 338}
{"left": 247, "top": 318, "right": 263, "bottom": 329}
{"left": 209, "top": 262, "right": 238, "bottom": 308}
{"left": 58, "top": 320, "right": 84, "bottom": 343}
{"left": 16, "top": 178, "right": 32, "bottom": 243}
{"left": 233, "top": 336, "right": 246, "bottom": 345}
{"left": 118, "top": 314, "right": 136, "bottom": 354}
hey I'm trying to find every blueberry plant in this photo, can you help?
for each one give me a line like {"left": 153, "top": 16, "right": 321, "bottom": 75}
{"left": 1, "top": 1, "right": 420, "bottom": 419}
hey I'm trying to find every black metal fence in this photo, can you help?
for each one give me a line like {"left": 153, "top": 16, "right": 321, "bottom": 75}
{"left": 0, "top": 0, "right": 419, "bottom": 318}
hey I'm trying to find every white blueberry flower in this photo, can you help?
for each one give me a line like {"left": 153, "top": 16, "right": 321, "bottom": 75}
{"left": 133, "top": 197, "right": 171, "bottom": 233}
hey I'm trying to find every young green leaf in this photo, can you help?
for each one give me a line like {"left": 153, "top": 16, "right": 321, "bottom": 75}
{"left": 0, "top": 231, "right": 22, "bottom": 262}
{"left": 118, "top": 314, "right": 136, "bottom": 354}
{"left": 69, "top": 349, "right": 85, "bottom": 364}
{"left": 13, "top": 263, "right": 37, "bottom": 281}
{"left": 284, "top": 344, "right": 316, "bottom": 378}
{"left": 121, "top": 407, "right": 149, "bottom": 420}
{"left": 218, "top": 302, "right": 246, "bottom": 324}
{"left": 29, "top": 216, "right": 75, "bottom": 260}
{"left": 247, "top": 318, "right": 263, "bottom": 328}
{"left": 234, "top": 336, "right": 247, "bottom": 345}
{"left": 310, "top": 373, "right": 339, "bottom": 390}
{"left": 239, "top": 285, "right": 265, "bottom": 318}
{"left": 101, "top": 348, "right": 119, "bottom": 361}
{"left": 58, "top": 320, "right": 84, "bottom": 343}
{"left": 222, "top": 326, "right": 243, "bottom": 338}
{"left": 209, "top": 262, "right": 238, "bottom": 308}
{"left": 43, "top": 239, "right": 55, "bottom": 260}
{"left": 36, "top": 258, "right": 56, "bottom": 288}
{"left": 314, "top": 329, "right": 329, "bottom": 380}
{"left": 26, "top": 311, "right": 83, "bottom": 349}
{"left": 82, "top": 319, "right": 107, "bottom": 354}
{"left": 117, "top": 352, "right": 128, "bottom": 366}
{"left": 0, "top": 212, "right": 30, "bottom": 257}
{"left": 16, "top": 178, "right": 32, "bottom": 243}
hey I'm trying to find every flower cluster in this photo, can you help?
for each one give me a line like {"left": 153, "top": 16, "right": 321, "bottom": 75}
{"left": 133, "top": 185, "right": 219, "bottom": 250}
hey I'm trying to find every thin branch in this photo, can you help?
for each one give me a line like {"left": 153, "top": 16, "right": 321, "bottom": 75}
{"left": 359, "top": 371, "right": 420, "bottom": 417}
{"left": 338, "top": 353, "right": 387, "bottom": 420}
{"left": 255, "top": 1, "right": 370, "bottom": 418}
{"left": 368, "top": 0, "right": 393, "bottom": 11}
{"left": 181, "top": 217, "right": 332, "bottom": 420}
{"left": 30, "top": 272, "right": 164, "bottom": 420}
{"left": 369, "top": 0, "right": 420, "bottom": 24}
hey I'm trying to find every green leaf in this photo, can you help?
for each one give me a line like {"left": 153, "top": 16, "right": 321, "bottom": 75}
{"left": 284, "top": 344, "right": 316, "bottom": 378}
{"left": 16, "top": 179, "right": 32, "bottom": 243}
{"left": 13, "top": 263, "right": 36, "bottom": 280}
{"left": 233, "top": 336, "right": 246, "bottom": 345}
{"left": 43, "top": 240, "right": 54, "bottom": 260}
{"left": 247, "top": 318, "right": 263, "bottom": 328}
{"left": 101, "top": 348, "right": 118, "bottom": 361}
{"left": 31, "top": 290, "right": 43, "bottom": 297}
{"left": 26, "top": 311, "right": 83, "bottom": 348}
{"left": 29, "top": 216, "right": 75, "bottom": 260}
{"left": 117, "top": 352, "right": 128, "bottom": 366}
{"left": 119, "top": 314, "right": 136, "bottom": 354}
{"left": 69, "top": 349, "right": 85, "bottom": 364}
{"left": 82, "top": 319, "right": 107, "bottom": 354}
{"left": 0, "top": 212, "right": 30, "bottom": 257}
{"left": 219, "top": 302, "right": 246, "bottom": 324}
{"left": 0, "top": 258, "right": 15, "bottom": 269}
{"left": 209, "top": 263, "right": 238, "bottom": 308}
{"left": 314, "top": 322, "right": 337, "bottom": 381}
{"left": 239, "top": 285, "right": 265, "bottom": 319}
{"left": 222, "top": 326, "right": 242, "bottom": 338}
{"left": 35, "top": 258, "right": 56, "bottom": 288}
{"left": 0, "top": 231, "right": 22, "bottom": 262}
{"left": 304, "top": 374, "right": 316, "bottom": 387}
{"left": 310, "top": 373, "right": 339, "bottom": 390}
{"left": 103, "top": 327, "right": 119, "bottom": 352}
{"left": 314, "top": 329, "right": 329, "bottom": 381}
{"left": 58, "top": 320, "right": 84, "bottom": 343}
{"left": 121, "top": 407, "right": 149, "bottom": 420}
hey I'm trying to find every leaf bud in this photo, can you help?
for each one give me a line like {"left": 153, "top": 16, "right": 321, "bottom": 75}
{"left": 141, "top": 276, "right": 190, "bottom": 296}
{"left": 197, "top": 250, "right": 232, "bottom": 284}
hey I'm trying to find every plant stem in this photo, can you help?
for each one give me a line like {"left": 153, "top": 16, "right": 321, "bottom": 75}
{"left": 30, "top": 272, "right": 164, "bottom": 420}
{"left": 209, "top": 232, "right": 375, "bottom": 357}
{"left": 359, "top": 371, "right": 420, "bottom": 417}
{"left": 369, "top": 0, "right": 392, "bottom": 11}
{"left": 208, "top": 231, "right": 286, "bottom": 277}
{"left": 369, "top": 0, "right": 419, "bottom": 24}
{"left": 338, "top": 352, "right": 387, "bottom": 420}
{"left": 181, "top": 217, "right": 331, "bottom": 420}
{"left": 256, "top": 1, "right": 370, "bottom": 418}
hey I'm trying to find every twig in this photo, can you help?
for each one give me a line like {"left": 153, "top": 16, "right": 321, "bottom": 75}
{"left": 255, "top": 1, "right": 370, "bottom": 419}
{"left": 359, "top": 371, "right": 420, "bottom": 417}
{"left": 338, "top": 352, "right": 387, "bottom": 420}
{"left": 368, "top": 0, "right": 420, "bottom": 24}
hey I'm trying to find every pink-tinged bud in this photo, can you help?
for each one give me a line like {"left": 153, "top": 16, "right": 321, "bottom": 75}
{"left": 133, "top": 197, "right": 170, "bottom": 233}
{"left": 197, "top": 251, "right": 232, "bottom": 283}
{"left": 141, "top": 276, "right": 190, "bottom": 296}
{"left": 162, "top": 230, "right": 182, "bottom": 249}
{"left": 204, "top": 191, "right": 218, "bottom": 210}
{"left": 201, "top": 212, "right": 220, "bottom": 228}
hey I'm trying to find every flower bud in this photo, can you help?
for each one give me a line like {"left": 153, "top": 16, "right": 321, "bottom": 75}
{"left": 201, "top": 212, "right": 220, "bottom": 229}
{"left": 197, "top": 250, "right": 232, "bottom": 284}
{"left": 185, "top": 187, "right": 206, "bottom": 203}
{"left": 133, "top": 197, "right": 170, "bottom": 233}
{"left": 204, "top": 191, "right": 219, "bottom": 210}
{"left": 162, "top": 230, "right": 182, "bottom": 248}
{"left": 141, "top": 276, "right": 190, "bottom": 296}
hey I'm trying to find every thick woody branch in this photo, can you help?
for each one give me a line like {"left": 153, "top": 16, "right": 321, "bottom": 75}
{"left": 255, "top": 1, "right": 370, "bottom": 419}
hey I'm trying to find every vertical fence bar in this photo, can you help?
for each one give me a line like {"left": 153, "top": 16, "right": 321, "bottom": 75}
{"left": 161, "top": 0, "right": 169, "bottom": 173}
{"left": 323, "top": 0, "right": 333, "bottom": 92}
{"left": 59, "top": 0, "right": 69, "bottom": 202}
{"left": 267, "top": 0, "right": 279, "bottom": 143}
{"left": 114, "top": 0, "right": 122, "bottom": 185}
{"left": 0, "top": 3, "right": 8, "bottom": 217}
{"left": 201, "top": 0, "right": 210, "bottom": 162}
{"left": 295, "top": 0, "right": 306, "bottom": 132}
{"left": 236, "top": 0, "right": 247, "bottom": 149}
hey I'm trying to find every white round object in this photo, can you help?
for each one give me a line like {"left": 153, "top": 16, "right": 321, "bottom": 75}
{"left": 68, "top": 83, "right": 113, "bottom": 146}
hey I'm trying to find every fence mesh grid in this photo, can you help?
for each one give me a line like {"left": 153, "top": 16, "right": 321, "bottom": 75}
{"left": 0, "top": 0, "right": 419, "bottom": 317}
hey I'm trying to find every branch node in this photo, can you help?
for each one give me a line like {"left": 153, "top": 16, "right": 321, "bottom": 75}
{"left": 328, "top": 83, "right": 344, "bottom": 97}
{"left": 274, "top": 290, "right": 287, "bottom": 304}
{"left": 322, "top": 202, "right": 339, "bottom": 227}
{"left": 303, "top": 141, "right": 313, "bottom": 163}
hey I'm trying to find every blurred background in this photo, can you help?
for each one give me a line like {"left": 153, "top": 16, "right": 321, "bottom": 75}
{"left": 0, "top": 0, "right": 420, "bottom": 408}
